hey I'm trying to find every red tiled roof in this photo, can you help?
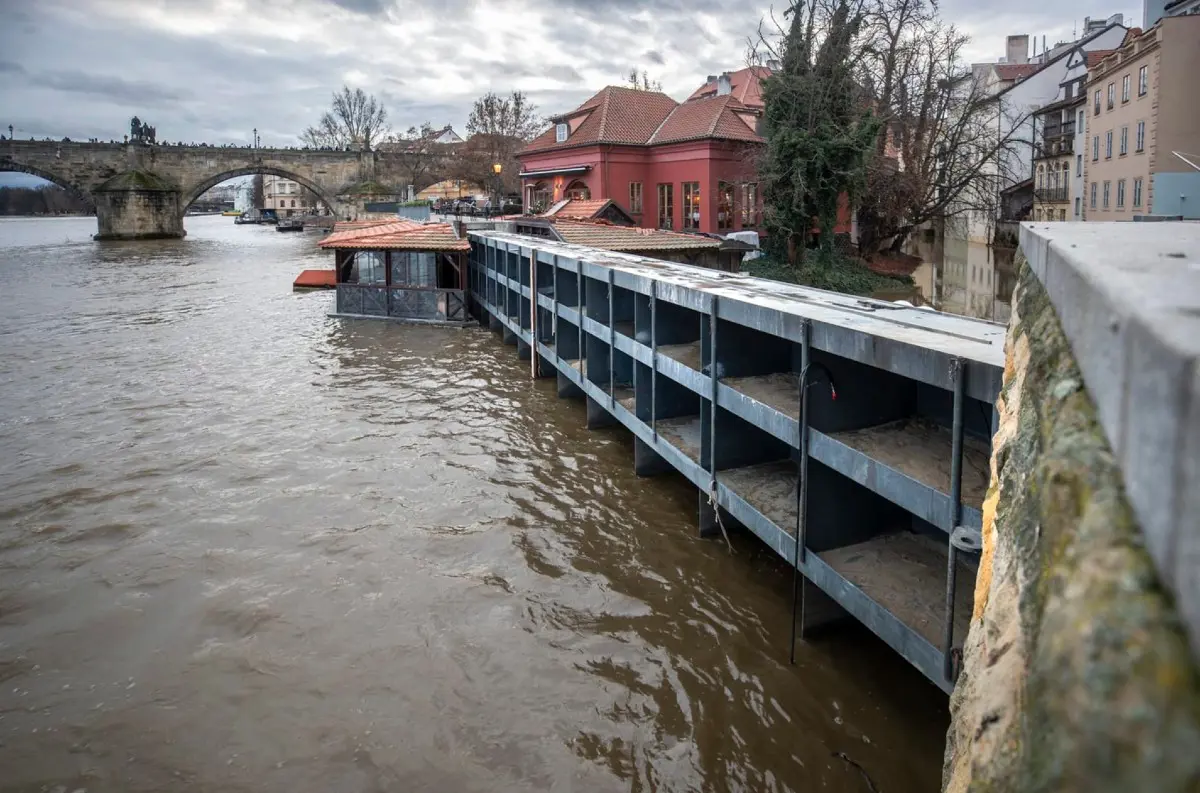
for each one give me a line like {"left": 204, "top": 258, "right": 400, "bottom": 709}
{"left": 1086, "top": 49, "right": 1116, "bottom": 69}
{"left": 318, "top": 221, "right": 468, "bottom": 251}
{"left": 994, "top": 64, "right": 1041, "bottom": 81}
{"left": 686, "top": 66, "right": 772, "bottom": 108}
{"left": 544, "top": 198, "right": 611, "bottom": 219}
{"left": 650, "top": 95, "right": 762, "bottom": 145}
{"left": 330, "top": 219, "right": 397, "bottom": 232}
{"left": 552, "top": 220, "right": 721, "bottom": 252}
{"left": 522, "top": 86, "right": 679, "bottom": 153}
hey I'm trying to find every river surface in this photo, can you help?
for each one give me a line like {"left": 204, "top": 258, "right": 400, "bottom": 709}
{"left": 0, "top": 215, "right": 949, "bottom": 792}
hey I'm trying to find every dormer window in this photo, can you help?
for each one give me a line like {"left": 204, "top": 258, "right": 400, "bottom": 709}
{"left": 555, "top": 123, "right": 568, "bottom": 143}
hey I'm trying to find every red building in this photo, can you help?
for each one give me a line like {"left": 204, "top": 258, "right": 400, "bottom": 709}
{"left": 519, "top": 68, "right": 772, "bottom": 236}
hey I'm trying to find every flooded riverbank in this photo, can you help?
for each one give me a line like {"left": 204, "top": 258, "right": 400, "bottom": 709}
{"left": 0, "top": 215, "right": 949, "bottom": 792}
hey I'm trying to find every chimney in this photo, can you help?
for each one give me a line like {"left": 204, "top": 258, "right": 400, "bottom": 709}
{"left": 706, "top": 74, "right": 717, "bottom": 84}
{"left": 717, "top": 72, "right": 732, "bottom": 96}
{"left": 1006, "top": 34, "right": 1029, "bottom": 64}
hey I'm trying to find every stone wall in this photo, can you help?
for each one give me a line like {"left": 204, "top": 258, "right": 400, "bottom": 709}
{"left": 942, "top": 254, "right": 1200, "bottom": 791}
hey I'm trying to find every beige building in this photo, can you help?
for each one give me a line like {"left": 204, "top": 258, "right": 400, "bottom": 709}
{"left": 1084, "top": 15, "right": 1200, "bottom": 220}
{"left": 264, "top": 174, "right": 314, "bottom": 217}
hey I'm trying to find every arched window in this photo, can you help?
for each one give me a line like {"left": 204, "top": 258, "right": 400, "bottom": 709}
{"left": 291, "top": 199, "right": 296, "bottom": 207}
{"left": 564, "top": 180, "right": 590, "bottom": 201}
{"left": 1036, "top": 164, "right": 1044, "bottom": 189}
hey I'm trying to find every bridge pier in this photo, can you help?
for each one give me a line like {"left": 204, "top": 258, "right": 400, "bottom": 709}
{"left": 93, "top": 171, "right": 184, "bottom": 241}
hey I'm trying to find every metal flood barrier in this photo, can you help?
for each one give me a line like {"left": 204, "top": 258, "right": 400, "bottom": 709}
{"left": 466, "top": 231, "right": 1005, "bottom": 693}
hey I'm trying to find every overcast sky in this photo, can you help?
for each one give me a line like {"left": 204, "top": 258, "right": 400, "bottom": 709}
{"left": 1, "top": 0, "right": 1137, "bottom": 186}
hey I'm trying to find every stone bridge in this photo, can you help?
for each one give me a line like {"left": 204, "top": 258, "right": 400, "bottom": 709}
{"left": 0, "top": 139, "right": 414, "bottom": 239}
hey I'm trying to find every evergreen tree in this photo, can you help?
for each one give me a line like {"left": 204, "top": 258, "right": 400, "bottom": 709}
{"left": 760, "top": 0, "right": 882, "bottom": 266}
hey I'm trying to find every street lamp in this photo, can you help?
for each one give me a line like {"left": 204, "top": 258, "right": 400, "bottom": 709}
{"left": 492, "top": 162, "right": 502, "bottom": 213}
{"left": 253, "top": 127, "right": 259, "bottom": 149}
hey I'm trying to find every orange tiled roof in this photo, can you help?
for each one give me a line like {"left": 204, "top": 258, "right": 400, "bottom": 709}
{"left": 330, "top": 219, "right": 398, "bottom": 232}
{"left": 994, "top": 64, "right": 1040, "bottom": 81}
{"left": 1086, "top": 49, "right": 1116, "bottom": 69}
{"left": 686, "top": 66, "right": 772, "bottom": 108}
{"left": 544, "top": 198, "right": 612, "bottom": 219}
{"left": 553, "top": 220, "right": 721, "bottom": 252}
{"left": 650, "top": 95, "right": 762, "bottom": 145}
{"left": 523, "top": 86, "right": 679, "bottom": 153}
{"left": 318, "top": 221, "right": 468, "bottom": 251}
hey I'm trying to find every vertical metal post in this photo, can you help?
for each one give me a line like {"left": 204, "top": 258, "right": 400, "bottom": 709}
{"left": 790, "top": 319, "right": 812, "bottom": 660}
{"left": 529, "top": 249, "right": 537, "bottom": 378}
{"left": 608, "top": 268, "right": 616, "bottom": 407}
{"left": 943, "top": 357, "right": 965, "bottom": 681}
{"left": 552, "top": 255, "right": 559, "bottom": 361}
{"left": 576, "top": 260, "right": 584, "bottom": 376}
{"left": 708, "top": 295, "right": 719, "bottom": 481}
{"left": 650, "top": 281, "right": 658, "bottom": 439}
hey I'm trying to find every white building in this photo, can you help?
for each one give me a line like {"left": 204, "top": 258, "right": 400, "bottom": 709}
{"left": 994, "top": 21, "right": 1128, "bottom": 197}
{"left": 264, "top": 175, "right": 314, "bottom": 216}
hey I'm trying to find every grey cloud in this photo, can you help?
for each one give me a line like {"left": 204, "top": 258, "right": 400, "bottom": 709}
{"left": 29, "top": 70, "right": 192, "bottom": 106}
{"left": 543, "top": 65, "right": 584, "bottom": 83}
{"left": 326, "top": 0, "right": 392, "bottom": 14}
{"left": 0, "top": 0, "right": 1098, "bottom": 151}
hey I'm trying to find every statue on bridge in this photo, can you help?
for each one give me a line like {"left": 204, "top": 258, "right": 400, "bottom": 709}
{"left": 129, "top": 116, "right": 157, "bottom": 145}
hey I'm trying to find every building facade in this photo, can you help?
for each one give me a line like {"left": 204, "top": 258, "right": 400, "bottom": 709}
{"left": 1032, "top": 93, "right": 1085, "bottom": 221}
{"left": 519, "top": 69, "right": 802, "bottom": 238}
{"left": 264, "top": 175, "right": 314, "bottom": 217}
{"left": 1083, "top": 15, "right": 1200, "bottom": 220}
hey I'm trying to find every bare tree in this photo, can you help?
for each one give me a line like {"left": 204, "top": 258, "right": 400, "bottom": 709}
{"left": 626, "top": 69, "right": 663, "bottom": 91}
{"left": 855, "top": 0, "right": 1033, "bottom": 253}
{"left": 301, "top": 86, "right": 390, "bottom": 151}
{"left": 463, "top": 91, "right": 541, "bottom": 193}
{"left": 383, "top": 122, "right": 450, "bottom": 194}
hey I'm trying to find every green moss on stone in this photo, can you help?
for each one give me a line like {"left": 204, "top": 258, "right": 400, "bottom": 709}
{"left": 947, "top": 255, "right": 1200, "bottom": 793}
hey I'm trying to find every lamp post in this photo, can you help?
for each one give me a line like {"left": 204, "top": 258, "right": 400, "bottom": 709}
{"left": 253, "top": 127, "right": 259, "bottom": 149}
{"left": 492, "top": 162, "right": 502, "bottom": 215}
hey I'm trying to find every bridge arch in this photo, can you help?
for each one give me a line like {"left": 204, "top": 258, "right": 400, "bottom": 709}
{"left": 180, "top": 166, "right": 337, "bottom": 215}
{"left": 0, "top": 160, "right": 94, "bottom": 208}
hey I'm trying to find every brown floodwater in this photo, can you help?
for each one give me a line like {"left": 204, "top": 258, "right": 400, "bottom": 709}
{"left": 0, "top": 215, "right": 949, "bottom": 792}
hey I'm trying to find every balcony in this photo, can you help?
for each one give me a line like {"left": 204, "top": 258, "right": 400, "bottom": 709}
{"left": 1034, "top": 187, "right": 1069, "bottom": 203}
{"left": 1035, "top": 137, "right": 1075, "bottom": 159}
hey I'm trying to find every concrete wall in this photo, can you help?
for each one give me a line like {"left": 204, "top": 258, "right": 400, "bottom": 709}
{"left": 943, "top": 222, "right": 1200, "bottom": 790}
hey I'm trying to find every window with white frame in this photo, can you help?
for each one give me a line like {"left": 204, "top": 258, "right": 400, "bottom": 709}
{"left": 1102, "top": 181, "right": 1111, "bottom": 208}
{"left": 1090, "top": 181, "right": 1097, "bottom": 208}
{"left": 1105, "top": 130, "right": 1113, "bottom": 159}
{"left": 1138, "top": 65, "right": 1148, "bottom": 96}
{"left": 1117, "top": 179, "right": 1126, "bottom": 208}
{"left": 1122, "top": 74, "right": 1131, "bottom": 102}
{"left": 1133, "top": 177, "right": 1143, "bottom": 208}
{"left": 555, "top": 123, "right": 568, "bottom": 143}
{"left": 1120, "top": 126, "right": 1128, "bottom": 155}
{"left": 1136, "top": 120, "right": 1145, "bottom": 152}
